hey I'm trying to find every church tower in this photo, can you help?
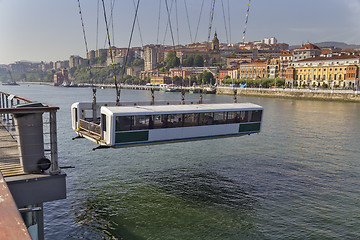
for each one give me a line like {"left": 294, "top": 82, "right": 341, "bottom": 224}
{"left": 211, "top": 32, "right": 219, "bottom": 51}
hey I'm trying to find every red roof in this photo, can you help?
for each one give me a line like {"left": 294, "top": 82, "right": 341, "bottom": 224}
{"left": 300, "top": 43, "right": 321, "bottom": 50}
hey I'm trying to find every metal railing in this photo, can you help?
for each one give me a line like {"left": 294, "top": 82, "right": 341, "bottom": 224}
{"left": 79, "top": 119, "right": 101, "bottom": 136}
{"left": 217, "top": 86, "right": 360, "bottom": 94}
{"left": 0, "top": 91, "right": 60, "bottom": 176}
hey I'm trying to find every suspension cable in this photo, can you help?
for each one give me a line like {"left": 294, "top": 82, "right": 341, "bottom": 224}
{"left": 110, "top": 0, "right": 116, "bottom": 45}
{"left": 194, "top": 0, "right": 205, "bottom": 43}
{"left": 227, "top": 0, "right": 231, "bottom": 44}
{"left": 101, "top": 0, "right": 120, "bottom": 105}
{"left": 175, "top": 0, "right": 180, "bottom": 46}
{"left": 242, "top": 0, "right": 251, "bottom": 43}
{"left": 207, "top": 0, "right": 216, "bottom": 45}
{"left": 96, "top": 0, "right": 100, "bottom": 51}
{"left": 76, "top": 0, "right": 96, "bottom": 118}
{"left": 133, "top": 0, "right": 144, "bottom": 47}
{"left": 162, "top": 0, "right": 175, "bottom": 45}
{"left": 103, "top": 0, "right": 116, "bottom": 49}
{"left": 120, "top": 0, "right": 141, "bottom": 86}
{"left": 183, "top": 0, "right": 193, "bottom": 43}
{"left": 156, "top": 0, "right": 162, "bottom": 44}
{"left": 220, "top": 0, "right": 229, "bottom": 44}
{"left": 164, "top": 0, "right": 176, "bottom": 49}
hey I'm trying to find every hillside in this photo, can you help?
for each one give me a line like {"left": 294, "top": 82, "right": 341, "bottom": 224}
{"left": 290, "top": 41, "right": 360, "bottom": 49}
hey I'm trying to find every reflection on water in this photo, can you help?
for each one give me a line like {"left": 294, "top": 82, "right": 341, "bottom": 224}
{"left": 2, "top": 85, "right": 360, "bottom": 239}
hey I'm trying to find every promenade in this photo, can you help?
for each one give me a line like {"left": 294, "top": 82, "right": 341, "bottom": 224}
{"left": 216, "top": 87, "right": 360, "bottom": 102}
{"left": 21, "top": 82, "right": 360, "bottom": 102}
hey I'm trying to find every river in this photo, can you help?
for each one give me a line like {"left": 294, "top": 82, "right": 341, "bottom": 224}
{"left": 2, "top": 84, "right": 360, "bottom": 239}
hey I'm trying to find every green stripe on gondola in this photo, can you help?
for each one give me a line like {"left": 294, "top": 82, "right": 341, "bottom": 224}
{"left": 115, "top": 131, "right": 149, "bottom": 143}
{"left": 239, "top": 123, "right": 261, "bottom": 132}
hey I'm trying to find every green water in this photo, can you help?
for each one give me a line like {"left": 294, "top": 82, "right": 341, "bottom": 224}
{"left": 2, "top": 84, "right": 360, "bottom": 239}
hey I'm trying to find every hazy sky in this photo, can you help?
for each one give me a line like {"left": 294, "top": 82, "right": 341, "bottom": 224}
{"left": 1, "top": 0, "right": 360, "bottom": 64}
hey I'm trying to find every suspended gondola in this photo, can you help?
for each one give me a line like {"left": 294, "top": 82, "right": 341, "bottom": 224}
{"left": 72, "top": 0, "right": 262, "bottom": 149}
{"left": 71, "top": 102, "right": 263, "bottom": 148}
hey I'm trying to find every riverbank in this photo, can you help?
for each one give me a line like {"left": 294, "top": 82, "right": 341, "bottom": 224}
{"left": 217, "top": 87, "right": 360, "bottom": 102}
{"left": 14, "top": 82, "right": 360, "bottom": 102}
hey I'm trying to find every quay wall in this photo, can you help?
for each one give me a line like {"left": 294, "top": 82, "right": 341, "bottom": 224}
{"left": 17, "top": 82, "right": 360, "bottom": 102}
{"left": 216, "top": 87, "right": 360, "bottom": 102}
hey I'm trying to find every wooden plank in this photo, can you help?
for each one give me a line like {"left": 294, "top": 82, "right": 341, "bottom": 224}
{"left": 0, "top": 123, "right": 24, "bottom": 177}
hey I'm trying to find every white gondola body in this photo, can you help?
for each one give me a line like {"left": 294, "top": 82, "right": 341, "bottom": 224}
{"left": 71, "top": 102, "right": 263, "bottom": 147}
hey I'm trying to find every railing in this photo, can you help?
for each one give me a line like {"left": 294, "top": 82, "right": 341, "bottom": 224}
{"left": 79, "top": 119, "right": 101, "bottom": 136}
{"left": 0, "top": 91, "right": 60, "bottom": 176}
{"left": 217, "top": 86, "right": 360, "bottom": 94}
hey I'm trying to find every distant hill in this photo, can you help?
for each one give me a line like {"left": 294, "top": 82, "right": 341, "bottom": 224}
{"left": 290, "top": 42, "right": 360, "bottom": 50}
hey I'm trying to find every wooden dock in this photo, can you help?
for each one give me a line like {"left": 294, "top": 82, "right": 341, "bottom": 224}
{"left": 0, "top": 122, "right": 24, "bottom": 177}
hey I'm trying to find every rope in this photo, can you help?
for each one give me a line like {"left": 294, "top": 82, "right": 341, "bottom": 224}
{"left": 76, "top": 0, "right": 96, "bottom": 102}
{"left": 183, "top": 0, "right": 193, "bottom": 43}
{"left": 194, "top": 0, "right": 205, "bottom": 43}
{"left": 242, "top": 0, "right": 251, "bottom": 43}
{"left": 101, "top": 0, "right": 120, "bottom": 105}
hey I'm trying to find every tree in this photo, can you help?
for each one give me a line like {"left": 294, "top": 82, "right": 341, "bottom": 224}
{"left": 183, "top": 57, "right": 194, "bottom": 67}
{"left": 165, "top": 51, "right": 180, "bottom": 69}
{"left": 194, "top": 55, "right": 204, "bottom": 67}
{"left": 132, "top": 58, "right": 144, "bottom": 67}
{"left": 203, "top": 72, "right": 214, "bottom": 84}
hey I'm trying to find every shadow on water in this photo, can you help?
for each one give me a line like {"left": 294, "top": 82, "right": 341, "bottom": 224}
{"left": 67, "top": 167, "right": 262, "bottom": 239}
{"left": 70, "top": 197, "right": 145, "bottom": 240}
{"left": 150, "top": 168, "right": 258, "bottom": 211}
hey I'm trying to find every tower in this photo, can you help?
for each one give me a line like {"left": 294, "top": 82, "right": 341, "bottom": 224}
{"left": 211, "top": 32, "right": 219, "bottom": 51}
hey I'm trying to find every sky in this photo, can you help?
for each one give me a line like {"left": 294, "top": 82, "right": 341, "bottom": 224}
{"left": 1, "top": 0, "right": 360, "bottom": 64}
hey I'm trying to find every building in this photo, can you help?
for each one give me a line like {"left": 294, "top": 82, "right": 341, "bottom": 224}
{"left": 292, "top": 43, "right": 321, "bottom": 62}
{"left": 87, "top": 50, "right": 95, "bottom": 59}
{"left": 150, "top": 76, "right": 171, "bottom": 85}
{"left": 239, "top": 61, "right": 268, "bottom": 80}
{"left": 53, "top": 68, "right": 69, "bottom": 86}
{"left": 69, "top": 56, "right": 83, "bottom": 68}
{"left": 144, "top": 45, "right": 158, "bottom": 71}
{"left": 53, "top": 60, "right": 69, "bottom": 70}
{"left": 95, "top": 49, "right": 107, "bottom": 58}
{"left": 167, "top": 34, "right": 221, "bottom": 67}
{"left": 268, "top": 58, "right": 280, "bottom": 79}
{"left": 262, "top": 37, "right": 277, "bottom": 45}
{"left": 286, "top": 55, "right": 360, "bottom": 89}
{"left": 218, "top": 67, "right": 238, "bottom": 83}
{"left": 279, "top": 51, "right": 293, "bottom": 78}
{"left": 53, "top": 72, "right": 64, "bottom": 85}
{"left": 126, "top": 66, "right": 142, "bottom": 78}
{"left": 107, "top": 55, "right": 125, "bottom": 66}
{"left": 169, "top": 68, "right": 192, "bottom": 79}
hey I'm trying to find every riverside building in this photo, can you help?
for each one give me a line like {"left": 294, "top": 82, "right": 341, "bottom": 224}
{"left": 285, "top": 55, "right": 360, "bottom": 89}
